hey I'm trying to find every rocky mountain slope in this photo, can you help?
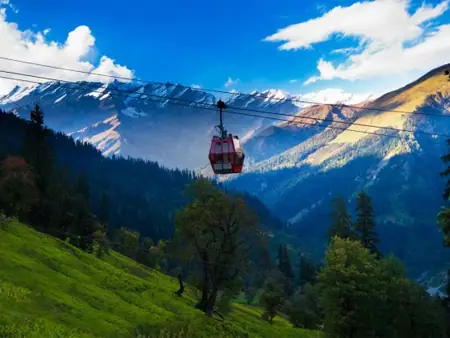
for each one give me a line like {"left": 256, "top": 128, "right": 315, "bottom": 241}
{"left": 0, "top": 82, "right": 300, "bottom": 169}
{"left": 225, "top": 64, "right": 450, "bottom": 276}
{"left": 1, "top": 64, "right": 450, "bottom": 278}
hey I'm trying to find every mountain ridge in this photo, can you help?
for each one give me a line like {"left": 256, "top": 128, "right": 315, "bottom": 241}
{"left": 1, "top": 64, "right": 450, "bottom": 276}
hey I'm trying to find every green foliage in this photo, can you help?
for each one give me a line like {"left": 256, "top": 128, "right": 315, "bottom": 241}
{"left": 113, "top": 227, "right": 141, "bottom": 260}
{"left": 92, "top": 227, "right": 109, "bottom": 259}
{"left": 298, "top": 254, "right": 318, "bottom": 290}
{"left": 327, "top": 197, "right": 356, "bottom": 243}
{"left": 354, "top": 191, "right": 381, "bottom": 257}
{"left": 318, "top": 237, "right": 447, "bottom": 338}
{"left": 0, "top": 220, "right": 318, "bottom": 338}
{"left": 277, "top": 244, "right": 295, "bottom": 297}
{"left": 21, "top": 107, "right": 54, "bottom": 195}
{"left": 286, "top": 284, "right": 321, "bottom": 330}
{"left": 0, "top": 156, "right": 39, "bottom": 218}
{"left": 318, "top": 237, "right": 379, "bottom": 338}
{"left": 30, "top": 104, "right": 44, "bottom": 126}
{"left": 260, "top": 271, "right": 285, "bottom": 324}
{"left": 174, "top": 179, "right": 261, "bottom": 316}
{"left": 0, "top": 110, "right": 282, "bottom": 260}
{"left": 438, "top": 206, "right": 450, "bottom": 247}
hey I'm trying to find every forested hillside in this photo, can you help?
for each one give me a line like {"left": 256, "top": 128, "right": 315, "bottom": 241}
{"left": 0, "top": 220, "right": 315, "bottom": 338}
{"left": 0, "top": 109, "right": 283, "bottom": 243}
{"left": 2, "top": 104, "right": 450, "bottom": 337}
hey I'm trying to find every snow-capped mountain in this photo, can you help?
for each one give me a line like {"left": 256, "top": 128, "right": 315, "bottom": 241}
{"left": 0, "top": 81, "right": 300, "bottom": 169}
{"left": 2, "top": 64, "right": 450, "bottom": 276}
{"left": 0, "top": 79, "right": 374, "bottom": 170}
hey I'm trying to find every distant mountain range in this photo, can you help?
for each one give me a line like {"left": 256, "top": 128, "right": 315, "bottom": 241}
{"left": 225, "top": 64, "right": 450, "bottom": 281}
{"left": 1, "top": 64, "right": 450, "bottom": 285}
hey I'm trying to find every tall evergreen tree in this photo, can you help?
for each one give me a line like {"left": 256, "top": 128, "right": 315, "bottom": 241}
{"left": 21, "top": 105, "right": 53, "bottom": 192}
{"left": 277, "top": 244, "right": 294, "bottom": 296}
{"left": 298, "top": 253, "right": 317, "bottom": 290}
{"left": 30, "top": 104, "right": 44, "bottom": 126}
{"left": 99, "top": 191, "right": 109, "bottom": 226}
{"left": 355, "top": 191, "right": 381, "bottom": 258}
{"left": 277, "top": 244, "right": 286, "bottom": 275}
{"left": 74, "top": 172, "right": 90, "bottom": 203}
{"left": 327, "top": 197, "right": 355, "bottom": 243}
{"left": 282, "top": 245, "right": 294, "bottom": 281}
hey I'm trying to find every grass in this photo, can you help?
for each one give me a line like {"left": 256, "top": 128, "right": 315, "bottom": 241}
{"left": 0, "top": 219, "right": 321, "bottom": 338}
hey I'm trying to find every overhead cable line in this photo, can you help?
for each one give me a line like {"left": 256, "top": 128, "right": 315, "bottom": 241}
{"left": 0, "top": 69, "right": 448, "bottom": 139}
{"left": 0, "top": 55, "right": 448, "bottom": 118}
{"left": 0, "top": 74, "right": 447, "bottom": 144}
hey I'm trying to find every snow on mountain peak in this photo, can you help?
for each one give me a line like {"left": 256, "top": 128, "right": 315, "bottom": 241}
{"left": 261, "top": 89, "right": 290, "bottom": 101}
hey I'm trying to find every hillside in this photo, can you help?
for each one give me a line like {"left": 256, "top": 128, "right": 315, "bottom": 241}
{"left": 0, "top": 219, "right": 319, "bottom": 338}
{"left": 0, "top": 82, "right": 298, "bottom": 170}
{"left": 2, "top": 63, "right": 450, "bottom": 278}
{"left": 225, "top": 64, "right": 450, "bottom": 276}
{"left": 0, "top": 111, "right": 284, "bottom": 243}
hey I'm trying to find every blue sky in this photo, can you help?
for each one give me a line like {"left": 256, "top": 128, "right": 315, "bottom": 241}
{"left": 1, "top": 0, "right": 450, "bottom": 101}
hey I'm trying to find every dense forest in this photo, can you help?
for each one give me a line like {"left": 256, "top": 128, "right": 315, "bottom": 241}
{"left": 1, "top": 105, "right": 450, "bottom": 337}
{"left": 0, "top": 108, "right": 283, "bottom": 240}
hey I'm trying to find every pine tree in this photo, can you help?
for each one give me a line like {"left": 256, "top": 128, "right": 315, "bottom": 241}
{"left": 277, "top": 244, "right": 294, "bottom": 296}
{"left": 298, "top": 254, "right": 317, "bottom": 290}
{"left": 355, "top": 191, "right": 381, "bottom": 258}
{"left": 283, "top": 245, "right": 294, "bottom": 280}
{"left": 99, "top": 191, "right": 109, "bottom": 226}
{"left": 260, "top": 271, "right": 285, "bottom": 324}
{"left": 446, "top": 269, "right": 450, "bottom": 300}
{"left": 327, "top": 197, "right": 356, "bottom": 243}
{"left": 277, "top": 244, "right": 285, "bottom": 273}
{"left": 74, "top": 173, "right": 90, "bottom": 203}
{"left": 21, "top": 106, "right": 53, "bottom": 194}
{"left": 261, "top": 243, "right": 272, "bottom": 272}
{"left": 30, "top": 104, "right": 44, "bottom": 126}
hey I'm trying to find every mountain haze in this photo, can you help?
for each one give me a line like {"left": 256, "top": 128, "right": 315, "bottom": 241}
{"left": 227, "top": 64, "right": 450, "bottom": 276}
{"left": 1, "top": 64, "right": 450, "bottom": 276}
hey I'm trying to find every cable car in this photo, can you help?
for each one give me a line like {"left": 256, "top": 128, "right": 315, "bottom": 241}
{"left": 208, "top": 100, "right": 245, "bottom": 175}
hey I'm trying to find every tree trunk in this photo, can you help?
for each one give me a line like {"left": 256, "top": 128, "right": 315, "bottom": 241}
{"left": 175, "top": 272, "right": 184, "bottom": 296}
{"left": 195, "top": 280, "right": 208, "bottom": 311}
{"left": 206, "top": 287, "right": 218, "bottom": 317}
{"left": 195, "top": 252, "right": 209, "bottom": 312}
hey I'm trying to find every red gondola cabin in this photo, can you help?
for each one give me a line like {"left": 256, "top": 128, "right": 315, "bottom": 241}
{"left": 209, "top": 134, "right": 245, "bottom": 174}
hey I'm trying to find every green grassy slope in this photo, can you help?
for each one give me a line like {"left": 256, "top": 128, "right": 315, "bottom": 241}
{"left": 0, "top": 220, "right": 321, "bottom": 338}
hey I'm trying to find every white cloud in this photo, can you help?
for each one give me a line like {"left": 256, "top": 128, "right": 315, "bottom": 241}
{"left": 264, "top": 0, "right": 450, "bottom": 84}
{"left": 288, "top": 79, "right": 298, "bottom": 83}
{"left": 224, "top": 77, "right": 239, "bottom": 88}
{"left": 298, "top": 88, "right": 375, "bottom": 106}
{"left": 0, "top": 5, "right": 133, "bottom": 95}
{"left": 0, "top": 0, "right": 18, "bottom": 14}
{"left": 191, "top": 84, "right": 202, "bottom": 89}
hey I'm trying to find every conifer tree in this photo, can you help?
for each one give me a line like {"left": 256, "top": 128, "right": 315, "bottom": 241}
{"left": 327, "top": 197, "right": 355, "bottom": 243}
{"left": 20, "top": 105, "right": 54, "bottom": 227}
{"left": 260, "top": 270, "right": 285, "bottom": 324}
{"left": 30, "top": 104, "right": 44, "bottom": 126}
{"left": 277, "top": 244, "right": 285, "bottom": 274}
{"left": 99, "top": 191, "right": 109, "bottom": 226}
{"left": 283, "top": 245, "right": 294, "bottom": 281}
{"left": 355, "top": 191, "right": 381, "bottom": 258}
{"left": 277, "top": 244, "right": 294, "bottom": 296}
{"left": 74, "top": 172, "right": 90, "bottom": 203}
{"left": 21, "top": 105, "right": 53, "bottom": 192}
{"left": 298, "top": 253, "right": 317, "bottom": 290}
